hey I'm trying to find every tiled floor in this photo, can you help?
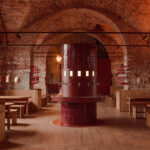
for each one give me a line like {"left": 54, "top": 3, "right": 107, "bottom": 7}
{"left": 0, "top": 102, "right": 150, "bottom": 150}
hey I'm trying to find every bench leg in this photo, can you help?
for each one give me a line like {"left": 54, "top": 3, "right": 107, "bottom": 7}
{"left": 132, "top": 106, "right": 137, "bottom": 119}
{"left": 129, "top": 104, "right": 132, "bottom": 117}
{"left": 19, "top": 107, "right": 24, "bottom": 118}
{"left": 7, "top": 107, "right": 10, "bottom": 130}
{"left": 26, "top": 102, "right": 29, "bottom": 116}
{"left": 12, "top": 112, "right": 17, "bottom": 125}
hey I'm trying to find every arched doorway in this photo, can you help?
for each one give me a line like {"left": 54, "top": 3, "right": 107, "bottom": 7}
{"left": 46, "top": 33, "right": 111, "bottom": 96}
{"left": 97, "top": 43, "right": 111, "bottom": 95}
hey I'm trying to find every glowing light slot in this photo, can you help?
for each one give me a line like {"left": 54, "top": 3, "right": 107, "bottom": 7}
{"left": 78, "top": 71, "right": 81, "bottom": 77}
{"left": 92, "top": 71, "right": 95, "bottom": 77}
{"left": 64, "top": 71, "right": 67, "bottom": 77}
{"left": 86, "top": 71, "right": 89, "bottom": 77}
{"left": 70, "top": 71, "right": 73, "bottom": 77}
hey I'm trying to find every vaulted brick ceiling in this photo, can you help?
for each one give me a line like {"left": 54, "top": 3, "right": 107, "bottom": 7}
{"left": 0, "top": 0, "right": 150, "bottom": 31}
{"left": 0, "top": 0, "right": 149, "bottom": 60}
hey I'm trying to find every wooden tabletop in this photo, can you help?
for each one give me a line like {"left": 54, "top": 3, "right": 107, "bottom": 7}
{"left": 126, "top": 97, "right": 150, "bottom": 100}
{"left": 5, "top": 102, "right": 14, "bottom": 106}
{"left": 0, "top": 96, "right": 31, "bottom": 100}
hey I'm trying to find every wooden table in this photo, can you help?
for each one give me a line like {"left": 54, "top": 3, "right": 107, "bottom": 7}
{"left": 126, "top": 97, "right": 150, "bottom": 116}
{"left": 0, "top": 96, "right": 30, "bottom": 117}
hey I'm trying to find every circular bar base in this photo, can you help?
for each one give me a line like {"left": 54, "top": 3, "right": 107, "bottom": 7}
{"left": 61, "top": 102, "right": 97, "bottom": 126}
{"left": 52, "top": 95, "right": 104, "bottom": 126}
{"left": 53, "top": 119, "right": 104, "bottom": 127}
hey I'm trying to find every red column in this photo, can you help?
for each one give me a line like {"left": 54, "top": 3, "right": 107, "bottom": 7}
{"left": 54, "top": 43, "right": 99, "bottom": 126}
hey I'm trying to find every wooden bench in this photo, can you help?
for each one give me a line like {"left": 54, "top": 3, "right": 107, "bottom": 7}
{"left": 132, "top": 104, "right": 146, "bottom": 119}
{"left": 41, "top": 95, "right": 48, "bottom": 107}
{"left": 13, "top": 101, "right": 28, "bottom": 115}
{"left": 5, "top": 109, "right": 18, "bottom": 125}
{"left": 126, "top": 97, "right": 150, "bottom": 118}
{"left": 10, "top": 104, "right": 24, "bottom": 118}
{"left": 41, "top": 95, "right": 51, "bottom": 106}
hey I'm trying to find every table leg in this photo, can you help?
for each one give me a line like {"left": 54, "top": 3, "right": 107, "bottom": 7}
{"left": 7, "top": 107, "right": 10, "bottom": 130}
{"left": 26, "top": 101, "right": 29, "bottom": 116}
{"left": 128, "top": 100, "right": 132, "bottom": 117}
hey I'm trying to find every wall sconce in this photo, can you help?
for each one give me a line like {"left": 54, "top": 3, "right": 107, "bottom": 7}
{"left": 14, "top": 76, "right": 20, "bottom": 83}
{"left": 6, "top": 75, "right": 10, "bottom": 83}
{"left": 136, "top": 77, "right": 141, "bottom": 85}
{"left": 56, "top": 55, "right": 62, "bottom": 63}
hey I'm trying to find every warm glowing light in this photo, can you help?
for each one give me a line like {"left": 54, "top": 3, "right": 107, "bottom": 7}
{"left": 70, "top": 71, "right": 73, "bottom": 77}
{"left": 92, "top": 71, "right": 95, "bottom": 77}
{"left": 56, "top": 55, "right": 62, "bottom": 62}
{"left": 78, "top": 71, "right": 81, "bottom": 77}
{"left": 86, "top": 71, "right": 89, "bottom": 77}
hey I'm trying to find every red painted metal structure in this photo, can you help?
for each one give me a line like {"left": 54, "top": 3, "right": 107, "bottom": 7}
{"left": 54, "top": 43, "right": 101, "bottom": 126}
{"left": 31, "top": 66, "right": 39, "bottom": 85}
{"left": 116, "top": 64, "right": 128, "bottom": 85}
{"left": 97, "top": 59, "right": 111, "bottom": 95}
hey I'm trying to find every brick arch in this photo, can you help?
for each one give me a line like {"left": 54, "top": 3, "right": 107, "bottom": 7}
{"left": 32, "top": 8, "right": 127, "bottom": 64}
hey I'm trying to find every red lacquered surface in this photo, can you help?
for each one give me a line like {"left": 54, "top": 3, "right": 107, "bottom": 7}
{"left": 61, "top": 44, "right": 97, "bottom": 97}
{"left": 53, "top": 95, "right": 103, "bottom": 103}
{"left": 57, "top": 43, "right": 98, "bottom": 126}
{"left": 47, "top": 84, "right": 60, "bottom": 94}
{"left": 61, "top": 102, "right": 96, "bottom": 126}
{"left": 97, "top": 59, "right": 111, "bottom": 95}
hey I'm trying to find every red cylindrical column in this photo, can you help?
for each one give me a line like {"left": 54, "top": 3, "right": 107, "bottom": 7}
{"left": 61, "top": 44, "right": 97, "bottom": 97}
{"left": 60, "top": 44, "right": 97, "bottom": 126}
{"left": 53, "top": 43, "right": 100, "bottom": 126}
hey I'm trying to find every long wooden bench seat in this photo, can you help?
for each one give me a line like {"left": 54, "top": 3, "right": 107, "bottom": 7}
{"left": 41, "top": 95, "right": 51, "bottom": 106}
{"left": 116, "top": 90, "right": 150, "bottom": 112}
{"left": 126, "top": 98, "right": 150, "bottom": 117}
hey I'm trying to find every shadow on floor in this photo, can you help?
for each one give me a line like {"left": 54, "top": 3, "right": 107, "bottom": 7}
{"left": 0, "top": 130, "right": 37, "bottom": 150}
{"left": 37, "top": 108, "right": 60, "bottom": 117}
{"left": 23, "top": 115, "right": 37, "bottom": 119}
{"left": 14, "top": 123, "right": 30, "bottom": 127}
{"left": 0, "top": 140, "right": 23, "bottom": 150}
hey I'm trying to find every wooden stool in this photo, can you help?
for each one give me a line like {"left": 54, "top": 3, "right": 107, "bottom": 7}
{"left": 10, "top": 109, "right": 18, "bottom": 125}
{"left": 13, "top": 101, "right": 26, "bottom": 113}
{"left": 10, "top": 105, "right": 24, "bottom": 118}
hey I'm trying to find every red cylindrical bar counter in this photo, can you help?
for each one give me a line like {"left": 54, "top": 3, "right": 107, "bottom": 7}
{"left": 54, "top": 43, "right": 99, "bottom": 126}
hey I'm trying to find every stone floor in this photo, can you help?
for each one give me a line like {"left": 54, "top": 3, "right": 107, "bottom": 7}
{"left": 0, "top": 102, "right": 150, "bottom": 150}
